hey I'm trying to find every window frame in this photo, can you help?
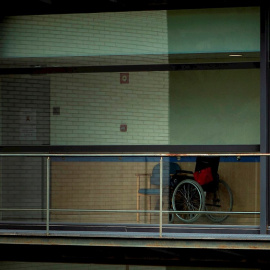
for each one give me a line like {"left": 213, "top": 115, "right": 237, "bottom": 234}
{"left": 0, "top": 2, "right": 268, "bottom": 235}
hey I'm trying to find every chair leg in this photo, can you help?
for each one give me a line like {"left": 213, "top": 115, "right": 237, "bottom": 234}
{"left": 137, "top": 195, "right": 140, "bottom": 222}
{"left": 148, "top": 196, "right": 151, "bottom": 224}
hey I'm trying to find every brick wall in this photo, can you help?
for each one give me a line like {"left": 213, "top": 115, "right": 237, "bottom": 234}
{"left": 0, "top": 77, "right": 49, "bottom": 220}
{"left": 50, "top": 72, "right": 169, "bottom": 145}
{"left": 1, "top": 77, "right": 50, "bottom": 145}
{"left": 1, "top": 157, "right": 47, "bottom": 220}
{"left": 0, "top": 9, "right": 170, "bottom": 220}
{"left": 1, "top": 11, "right": 170, "bottom": 145}
{"left": 0, "top": 11, "right": 168, "bottom": 58}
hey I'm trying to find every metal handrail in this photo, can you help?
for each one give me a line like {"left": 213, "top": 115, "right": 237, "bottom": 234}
{"left": 0, "top": 208, "right": 260, "bottom": 215}
{"left": 0, "top": 152, "right": 263, "bottom": 236}
{"left": 0, "top": 152, "right": 269, "bottom": 157}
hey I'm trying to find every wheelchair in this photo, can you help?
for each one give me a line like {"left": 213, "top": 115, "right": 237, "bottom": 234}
{"left": 169, "top": 157, "right": 233, "bottom": 223}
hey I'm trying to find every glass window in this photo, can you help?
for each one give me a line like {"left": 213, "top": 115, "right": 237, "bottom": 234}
{"left": 0, "top": 7, "right": 262, "bottom": 232}
{"left": 0, "top": 7, "right": 260, "bottom": 146}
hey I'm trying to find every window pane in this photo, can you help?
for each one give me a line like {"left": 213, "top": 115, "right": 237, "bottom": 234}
{"left": 165, "top": 156, "right": 260, "bottom": 226}
{"left": 169, "top": 69, "right": 260, "bottom": 145}
{"left": 0, "top": 68, "right": 260, "bottom": 146}
{"left": 0, "top": 7, "right": 260, "bottom": 146}
{"left": 0, "top": 156, "right": 47, "bottom": 222}
{"left": 50, "top": 157, "right": 161, "bottom": 224}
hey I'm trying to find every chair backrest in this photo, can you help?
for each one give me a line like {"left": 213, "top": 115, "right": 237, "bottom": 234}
{"left": 150, "top": 162, "right": 180, "bottom": 186}
{"left": 195, "top": 156, "right": 220, "bottom": 179}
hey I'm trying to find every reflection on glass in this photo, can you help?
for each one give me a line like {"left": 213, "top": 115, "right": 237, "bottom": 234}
{"left": 0, "top": 157, "right": 47, "bottom": 222}
{"left": 0, "top": 6, "right": 261, "bottom": 232}
{"left": 0, "top": 67, "right": 260, "bottom": 146}
{"left": 0, "top": 155, "right": 260, "bottom": 230}
{"left": 0, "top": 7, "right": 260, "bottom": 147}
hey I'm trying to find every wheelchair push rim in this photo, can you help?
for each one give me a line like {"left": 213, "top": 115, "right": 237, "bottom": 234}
{"left": 172, "top": 179, "right": 205, "bottom": 223}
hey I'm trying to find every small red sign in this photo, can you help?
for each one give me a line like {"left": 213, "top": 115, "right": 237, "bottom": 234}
{"left": 120, "top": 124, "right": 127, "bottom": 132}
{"left": 120, "top": 73, "right": 129, "bottom": 84}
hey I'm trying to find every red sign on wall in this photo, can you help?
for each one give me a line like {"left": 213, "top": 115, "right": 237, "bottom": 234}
{"left": 120, "top": 124, "right": 127, "bottom": 132}
{"left": 120, "top": 73, "right": 129, "bottom": 84}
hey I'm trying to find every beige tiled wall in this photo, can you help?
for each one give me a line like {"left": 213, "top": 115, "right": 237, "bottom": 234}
{"left": 51, "top": 159, "right": 260, "bottom": 225}
{"left": 51, "top": 160, "right": 161, "bottom": 224}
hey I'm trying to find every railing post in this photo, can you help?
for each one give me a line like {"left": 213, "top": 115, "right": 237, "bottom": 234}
{"left": 46, "top": 157, "right": 50, "bottom": 235}
{"left": 159, "top": 156, "right": 163, "bottom": 237}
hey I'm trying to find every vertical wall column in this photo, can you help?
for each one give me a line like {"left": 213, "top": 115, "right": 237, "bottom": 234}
{"left": 0, "top": 77, "right": 50, "bottom": 221}
{"left": 260, "top": 3, "right": 270, "bottom": 234}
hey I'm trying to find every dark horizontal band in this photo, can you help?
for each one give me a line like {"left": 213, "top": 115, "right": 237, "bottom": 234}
{"left": 0, "top": 144, "right": 260, "bottom": 153}
{"left": 0, "top": 62, "right": 260, "bottom": 75}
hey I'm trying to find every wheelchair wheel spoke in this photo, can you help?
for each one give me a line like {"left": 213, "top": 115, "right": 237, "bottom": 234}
{"left": 172, "top": 179, "right": 205, "bottom": 223}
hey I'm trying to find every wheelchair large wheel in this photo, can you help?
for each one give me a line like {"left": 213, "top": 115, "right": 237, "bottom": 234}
{"left": 205, "top": 179, "right": 233, "bottom": 223}
{"left": 172, "top": 179, "right": 205, "bottom": 223}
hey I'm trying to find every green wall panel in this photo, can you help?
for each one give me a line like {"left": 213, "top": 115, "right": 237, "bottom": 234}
{"left": 167, "top": 7, "right": 260, "bottom": 54}
{"left": 169, "top": 69, "right": 260, "bottom": 145}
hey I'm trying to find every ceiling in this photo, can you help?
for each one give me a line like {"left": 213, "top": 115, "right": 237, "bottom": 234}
{"left": 1, "top": 0, "right": 260, "bottom": 16}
